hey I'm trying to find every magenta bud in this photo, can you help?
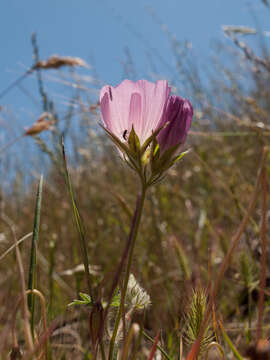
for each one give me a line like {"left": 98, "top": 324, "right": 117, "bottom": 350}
{"left": 157, "top": 95, "right": 193, "bottom": 154}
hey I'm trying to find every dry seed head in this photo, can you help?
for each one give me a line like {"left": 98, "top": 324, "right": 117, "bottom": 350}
{"left": 24, "top": 112, "right": 54, "bottom": 136}
{"left": 126, "top": 274, "right": 151, "bottom": 310}
{"left": 33, "top": 55, "right": 88, "bottom": 70}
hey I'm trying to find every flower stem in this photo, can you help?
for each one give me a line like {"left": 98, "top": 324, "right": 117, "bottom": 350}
{"left": 108, "top": 185, "right": 146, "bottom": 360}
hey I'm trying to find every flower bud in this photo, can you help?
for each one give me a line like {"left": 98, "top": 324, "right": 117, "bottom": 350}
{"left": 157, "top": 95, "right": 193, "bottom": 154}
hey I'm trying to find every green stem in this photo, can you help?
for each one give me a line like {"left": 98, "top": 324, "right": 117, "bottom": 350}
{"left": 108, "top": 186, "right": 146, "bottom": 360}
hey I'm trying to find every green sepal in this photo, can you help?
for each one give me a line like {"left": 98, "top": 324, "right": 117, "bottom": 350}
{"left": 100, "top": 124, "right": 131, "bottom": 157}
{"left": 150, "top": 136, "right": 160, "bottom": 173}
{"left": 128, "top": 125, "right": 141, "bottom": 156}
{"left": 152, "top": 142, "right": 180, "bottom": 174}
{"left": 141, "top": 122, "right": 168, "bottom": 155}
{"left": 171, "top": 149, "right": 190, "bottom": 165}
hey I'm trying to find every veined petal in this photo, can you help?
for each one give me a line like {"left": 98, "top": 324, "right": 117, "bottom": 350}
{"left": 137, "top": 80, "right": 171, "bottom": 142}
{"left": 128, "top": 93, "right": 142, "bottom": 137}
{"left": 100, "top": 79, "right": 172, "bottom": 145}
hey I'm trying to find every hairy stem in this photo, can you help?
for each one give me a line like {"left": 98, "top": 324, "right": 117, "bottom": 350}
{"left": 108, "top": 186, "right": 146, "bottom": 360}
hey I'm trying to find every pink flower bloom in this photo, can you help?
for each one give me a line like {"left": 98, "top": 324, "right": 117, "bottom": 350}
{"left": 100, "top": 79, "right": 170, "bottom": 145}
{"left": 100, "top": 79, "right": 192, "bottom": 153}
{"left": 157, "top": 95, "right": 193, "bottom": 153}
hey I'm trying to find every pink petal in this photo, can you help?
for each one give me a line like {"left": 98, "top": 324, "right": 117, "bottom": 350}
{"left": 128, "top": 93, "right": 142, "bottom": 137}
{"left": 100, "top": 79, "right": 171, "bottom": 144}
{"left": 137, "top": 80, "right": 171, "bottom": 142}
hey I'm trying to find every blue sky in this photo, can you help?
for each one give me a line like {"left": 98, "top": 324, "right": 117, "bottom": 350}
{"left": 0, "top": 1, "right": 269, "bottom": 131}
{"left": 0, "top": 0, "right": 269, "bottom": 187}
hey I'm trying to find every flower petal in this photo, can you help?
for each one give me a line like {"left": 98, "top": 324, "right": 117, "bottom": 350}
{"left": 137, "top": 80, "right": 171, "bottom": 142}
{"left": 100, "top": 79, "right": 171, "bottom": 144}
{"left": 128, "top": 93, "right": 142, "bottom": 136}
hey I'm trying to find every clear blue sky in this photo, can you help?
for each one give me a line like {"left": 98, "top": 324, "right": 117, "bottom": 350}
{"left": 0, "top": 0, "right": 269, "bottom": 129}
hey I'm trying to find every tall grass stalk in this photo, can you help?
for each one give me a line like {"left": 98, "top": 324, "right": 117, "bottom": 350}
{"left": 27, "top": 174, "right": 43, "bottom": 338}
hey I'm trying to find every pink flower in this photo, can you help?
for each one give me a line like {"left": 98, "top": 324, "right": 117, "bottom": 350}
{"left": 100, "top": 79, "right": 192, "bottom": 153}
{"left": 100, "top": 79, "right": 170, "bottom": 145}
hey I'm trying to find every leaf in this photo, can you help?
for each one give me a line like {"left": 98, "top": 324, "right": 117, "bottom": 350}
{"left": 79, "top": 292, "right": 92, "bottom": 303}
{"left": 219, "top": 321, "right": 244, "bottom": 360}
{"left": 68, "top": 292, "right": 93, "bottom": 307}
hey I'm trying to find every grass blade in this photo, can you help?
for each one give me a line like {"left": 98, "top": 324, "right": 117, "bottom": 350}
{"left": 27, "top": 174, "right": 43, "bottom": 337}
{"left": 61, "top": 138, "right": 93, "bottom": 302}
{"left": 219, "top": 321, "right": 243, "bottom": 360}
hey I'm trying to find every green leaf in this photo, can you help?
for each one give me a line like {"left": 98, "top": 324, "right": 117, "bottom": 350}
{"left": 79, "top": 292, "right": 92, "bottom": 303}
{"left": 68, "top": 292, "right": 93, "bottom": 307}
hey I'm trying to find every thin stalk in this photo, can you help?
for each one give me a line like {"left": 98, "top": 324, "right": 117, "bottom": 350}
{"left": 48, "top": 241, "right": 55, "bottom": 320}
{"left": 256, "top": 165, "right": 268, "bottom": 341}
{"left": 108, "top": 186, "right": 146, "bottom": 360}
{"left": 0, "top": 134, "right": 24, "bottom": 155}
{"left": 28, "top": 175, "right": 43, "bottom": 338}
{"left": 0, "top": 69, "right": 33, "bottom": 100}
{"left": 143, "top": 330, "right": 172, "bottom": 360}
{"left": 148, "top": 330, "right": 160, "bottom": 360}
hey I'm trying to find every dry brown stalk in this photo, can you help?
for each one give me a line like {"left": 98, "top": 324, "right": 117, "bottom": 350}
{"left": 0, "top": 213, "right": 34, "bottom": 353}
{"left": 11, "top": 289, "right": 49, "bottom": 360}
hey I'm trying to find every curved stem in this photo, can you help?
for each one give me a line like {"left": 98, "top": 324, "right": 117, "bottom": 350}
{"left": 108, "top": 185, "right": 146, "bottom": 360}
